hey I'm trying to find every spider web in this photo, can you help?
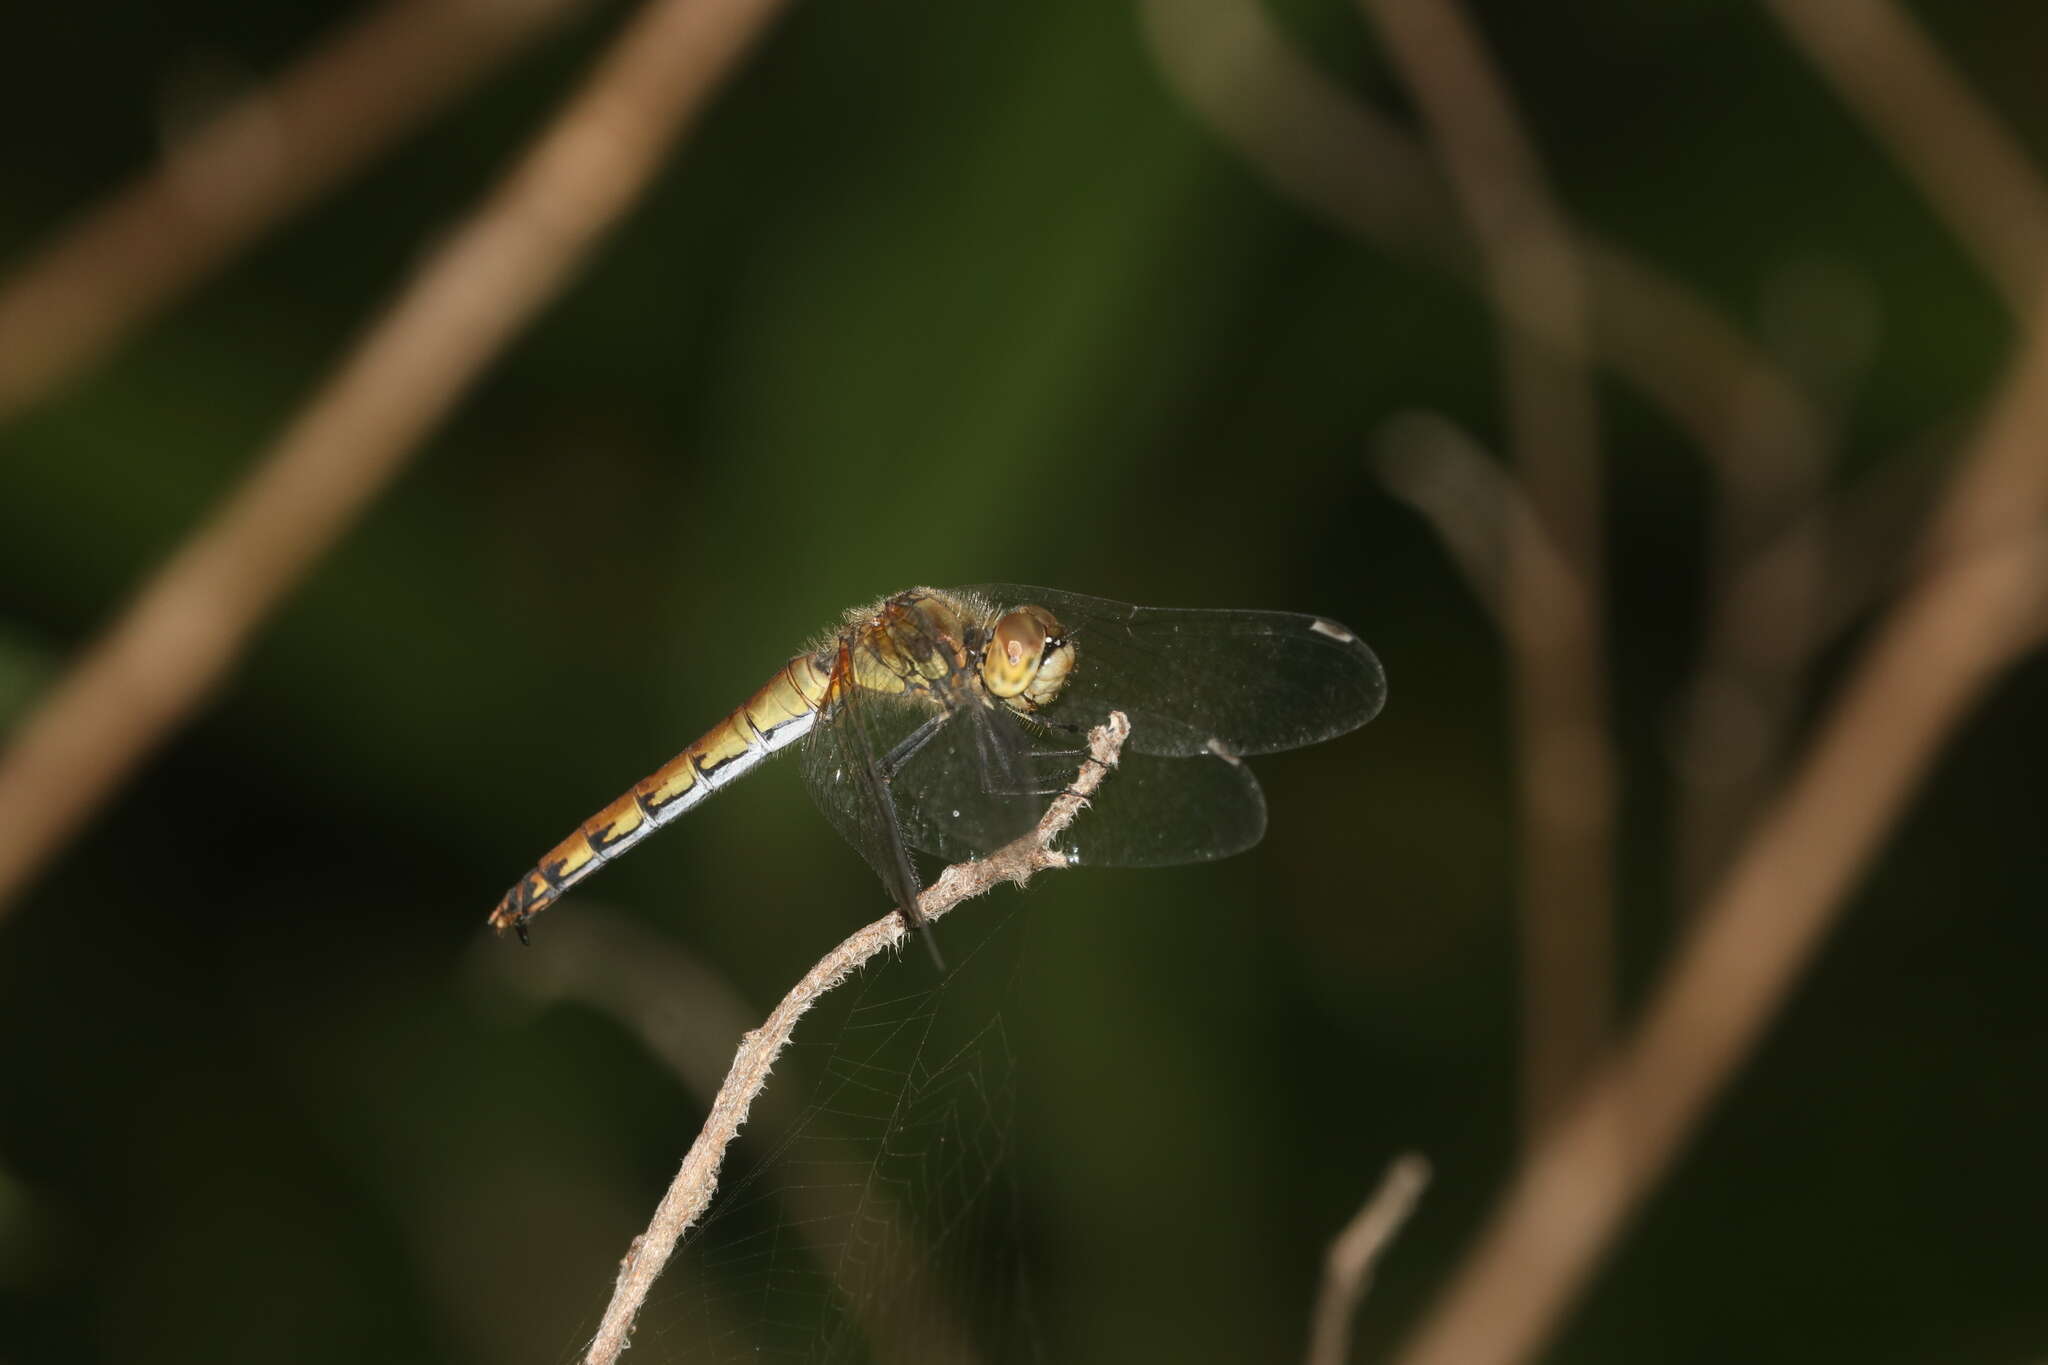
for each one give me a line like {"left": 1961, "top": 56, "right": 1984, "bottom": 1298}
{"left": 642, "top": 903, "right": 1041, "bottom": 1365}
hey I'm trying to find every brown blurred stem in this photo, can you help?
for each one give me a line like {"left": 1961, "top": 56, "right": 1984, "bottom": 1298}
{"left": 1302, "top": 1154, "right": 1432, "bottom": 1365}
{"left": 1360, "top": 0, "right": 1614, "bottom": 1141}
{"left": 1371, "top": 413, "right": 1515, "bottom": 621}
{"left": 1677, "top": 0, "right": 2048, "bottom": 896}
{"left": 1678, "top": 0, "right": 2048, "bottom": 900}
{"left": 1139, "top": 0, "right": 1831, "bottom": 495}
{"left": 0, "top": 0, "right": 793, "bottom": 922}
{"left": 1389, "top": 294, "right": 2048, "bottom": 1364}
{"left": 0, "top": 0, "right": 593, "bottom": 423}
{"left": 1672, "top": 266, "right": 1879, "bottom": 905}
{"left": 1760, "top": 0, "right": 2048, "bottom": 315}
{"left": 1144, "top": 0, "right": 1840, "bottom": 917}
{"left": 1151, "top": 3, "right": 2048, "bottom": 1357}
{"left": 1675, "top": 454, "right": 1833, "bottom": 903}
{"left": 580, "top": 714, "right": 1130, "bottom": 1365}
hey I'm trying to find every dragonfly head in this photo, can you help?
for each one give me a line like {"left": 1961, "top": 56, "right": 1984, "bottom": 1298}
{"left": 981, "top": 605, "right": 1075, "bottom": 712}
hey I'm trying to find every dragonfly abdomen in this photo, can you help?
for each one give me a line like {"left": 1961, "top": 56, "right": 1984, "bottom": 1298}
{"left": 487, "top": 655, "right": 831, "bottom": 935}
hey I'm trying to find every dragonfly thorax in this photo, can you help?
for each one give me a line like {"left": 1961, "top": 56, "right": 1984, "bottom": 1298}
{"left": 980, "top": 605, "right": 1075, "bottom": 714}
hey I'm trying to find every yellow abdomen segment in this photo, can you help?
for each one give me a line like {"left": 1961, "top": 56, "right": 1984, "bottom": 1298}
{"left": 486, "top": 655, "right": 831, "bottom": 935}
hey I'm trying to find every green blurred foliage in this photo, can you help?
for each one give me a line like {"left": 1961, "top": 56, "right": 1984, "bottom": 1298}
{"left": 2, "top": 1, "right": 2045, "bottom": 1362}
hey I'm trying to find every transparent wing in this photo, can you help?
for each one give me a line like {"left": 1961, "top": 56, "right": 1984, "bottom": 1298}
{"left": 1055, "top": 738, "right": 1267, "bottom": 867}
{"left": 800, "top": 644, "right": 1049, "bottom": 917}
{"left": 899, "top": 716, "right": 1268, "bottom": 869}
{"left": 955, "top": 584, "right": 1386, "bottom": 757}
{"left": 797, "top": 649, "right": 938, "bottom": 927}
{"left": 892, "top": 698, "right": 1045, "bottom": 861}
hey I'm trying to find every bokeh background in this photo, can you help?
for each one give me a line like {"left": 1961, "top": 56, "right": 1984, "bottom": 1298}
{"left": 2, "top": 1, "right": 2045, "bottom": 1362}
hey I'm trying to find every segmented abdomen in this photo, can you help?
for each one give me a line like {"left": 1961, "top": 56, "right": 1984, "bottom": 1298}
{"left": 486, "top": 654, "right": 831, "bottom": 934}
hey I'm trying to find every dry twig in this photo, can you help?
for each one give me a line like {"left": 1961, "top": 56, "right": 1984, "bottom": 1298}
{"left": 0, "top": 0, "right": 591, "bottom": 422}
{"left": 1360, "top": 0, "right": 1614, "bottom": 1139}
{"left": 1302, "top": 1154, "right": 1432, "bottom": 1365}
{"left": 580, "top": 713, "right": 1131, "bottom": 1365}
{"left": 488, "top": 909, "right": 989, "bottom": 1365}
{"left": 0, "top": 0, "right": 793, "bottom": 920}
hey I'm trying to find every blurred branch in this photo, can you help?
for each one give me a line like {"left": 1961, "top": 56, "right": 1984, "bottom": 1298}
{"left": 1361, "top": 0, "right": 1614, "bottom": 1140}
{"left": 0, "top": 0, "right": 593, "bottom": 423}
{"left": 1145, "top": 0, "right": 1842, "bottom": 916}
{"left": 1687, "top": 0, "right": 2048, "bottom": 875}
{"left": 482, "top": 906, "right": 770, "bottom": 1104}
{"left": 0, "top": 0, "right": 794, "bottom": 922}
{"left": 1674, "top": 470, "right": 1832, "bottom": 902}
{"left": 1138, "top": 0, "right": 1829, "bottom": 496}
{"left": 1138, "top": 0, "right": 1459, "bottom": 272}
{"left": 1302, "top": 1154, "right": 1432, "bottom": 1365}
{"left": 1371, "top": 412, "right": 1515, "bottom": 620}
{"left": 581, "top": 714, "right": 1131, "bottom": 1365}
{"left": 1390, "top": 287, "right": 2048, "bottom": 1365}
{"left": 1807, "top": 418, "right": 1960, "bottom": 642}
{"left": 1369, "top": 421, "right": 1597, "bottom": 736}
{"left": 1672, "top": 263, "right": 1880, "bottom": 904}
{"left": 1371, "top": 419, "right": 1615, "bottom": 1128}
{"left": 1759, "top": 0, "right": 2048, "bottom": 314}
{"left": 484, "top": 909, "right": 989, "bottom": 1365}
{"left": 1728, "top": 0, "right": 2048, "bottom": 862}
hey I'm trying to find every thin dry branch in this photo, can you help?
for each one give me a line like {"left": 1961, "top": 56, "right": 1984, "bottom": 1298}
{"left": 580, "top": 713, "right": 1131, "bottom": 1365}
{"left": 0, "top": 0, "right": 793, "bottom": 921}
{"left": 1302, "top": 1154, "right": 1432, "bottom": 1365}
{"left": 0, "top": 0, "right": 591, "bottom": 422}
{"left": 1360, "top": 0, "right": 1614, "bottom": 1139}
{"left": 485, "top": 909, "right": 989, "bottom": 1365}
{"left": 1390, "top": 291, "right": 2048, "bottom": 1364}
{"left": 1760, "top": 0, "right": 2048, "bottom": 314}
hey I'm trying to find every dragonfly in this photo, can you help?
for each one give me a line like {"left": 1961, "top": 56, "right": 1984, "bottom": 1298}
{"left": 487, "top": 586, "right": 1385, "bottom": 950}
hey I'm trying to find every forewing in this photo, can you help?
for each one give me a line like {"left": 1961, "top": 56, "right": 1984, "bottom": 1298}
{"left": 956, "top": 584, "right": 1386, "bottom": 757}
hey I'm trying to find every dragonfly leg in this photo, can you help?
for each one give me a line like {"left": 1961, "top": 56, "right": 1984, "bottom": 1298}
{"left": 1057, "top": 750, "right": 1121, "bottom": 801}
{"left": 871, "top": 767, "right": 948, "bottom": 973}
{"left": 877, "top": 712, "right": 951, "bottom": 783}
{"left": 851, "top": 707, "right": 950, "bottom": 971}
{"left": 1033, "top": 726, "right": 1121, "bottom": 801}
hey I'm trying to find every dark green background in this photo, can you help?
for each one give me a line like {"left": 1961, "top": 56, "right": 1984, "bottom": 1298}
{"left": 2, "top": 1, "right": 2044, "bottom": 1361}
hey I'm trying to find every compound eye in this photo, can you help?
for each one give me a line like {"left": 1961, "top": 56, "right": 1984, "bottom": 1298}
{"left": 982, "top": 608, "right": 1050, "bottom": 699}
